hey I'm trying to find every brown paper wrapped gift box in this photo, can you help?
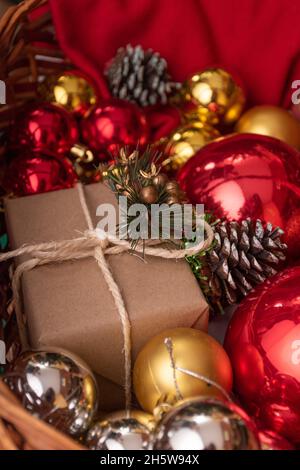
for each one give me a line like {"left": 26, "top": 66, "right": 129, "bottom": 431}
{"left": 5, "top": 183, "right": 209, "bottom": 411}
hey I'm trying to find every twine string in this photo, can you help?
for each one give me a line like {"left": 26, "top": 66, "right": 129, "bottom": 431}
{"left": 0, "top": 224, "right": 214, "bottom": 263}
{"left": 164, "top": 337, "right": 232, "bottom": 403}
{"left": 77, "top": 182, "right": 94, "bottom": 231}
{"left": 164, "top": 337, "right": 183, "bottom": 402}
{"left": 1, "top": 184, "right": 215, "bottom": 410}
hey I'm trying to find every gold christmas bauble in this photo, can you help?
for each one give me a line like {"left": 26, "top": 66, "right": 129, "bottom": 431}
{"left": 133, "top": 328, "right": 233, "bottom": 413}
{"left": 183, "top": 68, "right": 245, "bottom": 125}
{"left": 38, "top": 72, "right": 97, "bottom": 115}
{"left": 162, "top": 122, "right": 220, "bottom": 172}
{"left": 235, "top": 105, "right": 300, "bottom": 149}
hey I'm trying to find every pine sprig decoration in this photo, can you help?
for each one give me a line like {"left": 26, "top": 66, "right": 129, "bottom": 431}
{"left": 104, "top": 152, "right": 286, "bottom": 311}
{"left": 187, "top": 218, "right": 287, "bottom": 313}
{"left": 105, "top": 44, "right": 181, "bottom": 106}
{"left": 103, "top": 147, "right": 186, "bottom": 247}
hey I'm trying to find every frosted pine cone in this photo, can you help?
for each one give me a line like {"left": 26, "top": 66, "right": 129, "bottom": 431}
{"left": 105, "top": 44, "right": 181, "bottom": 106}
{"left": 187, "top": 218, "right": 287, "bottom": 312}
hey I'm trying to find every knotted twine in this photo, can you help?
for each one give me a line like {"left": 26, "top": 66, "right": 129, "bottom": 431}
{"left": 0, "top": 184, "right": 214, "bottom": 409}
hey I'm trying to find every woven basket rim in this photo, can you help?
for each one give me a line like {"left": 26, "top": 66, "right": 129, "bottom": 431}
{"left": 0, "top": 0, "right": 86, "bottom": 450}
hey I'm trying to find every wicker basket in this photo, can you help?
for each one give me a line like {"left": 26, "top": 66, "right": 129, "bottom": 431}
{"left": 0, "top": 0, "right": 85, "bottom": 450}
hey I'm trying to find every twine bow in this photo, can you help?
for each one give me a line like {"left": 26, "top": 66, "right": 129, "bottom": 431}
{"left": 0, "top": 184, "right": 214, "bottom": 409}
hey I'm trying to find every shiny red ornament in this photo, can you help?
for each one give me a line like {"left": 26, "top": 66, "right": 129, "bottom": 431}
{"left": 4, "top": 152, "right": 77, "bottom": 196}
{"left": 258, "top": 430, "right": 294, "bottom": 450}
{"left": 224, "top": 266, "right": 300, "bottom": 444}
{"left": 81, "top": 99, "right": 149, "bottom": 160}
{"left": 177, "top": 133, "right": 300, "bottom": 258}
{"left": 11, "top": 103, "right": 78, "bottom": 154}
{"left": 284, "top": 208, "right": 300, "bottom": 258}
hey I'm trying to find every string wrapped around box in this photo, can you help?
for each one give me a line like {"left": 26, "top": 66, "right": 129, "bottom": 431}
{"left": 0, "top": 183, "right": 214, "bottom": 409}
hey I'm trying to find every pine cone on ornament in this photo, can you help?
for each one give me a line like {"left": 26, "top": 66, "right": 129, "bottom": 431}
{"left": 105, "top": 44, "right": 181, "bottom": 106}
{"left": 187, "top": 218, "right": 287, "bottom": 313}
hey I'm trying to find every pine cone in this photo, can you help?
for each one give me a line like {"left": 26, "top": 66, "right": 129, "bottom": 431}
{"left": 105, "top": 44, "right": 181, "bottom": 106}
{"left": 188, "top": 218, "right": 287, "bottom": 312}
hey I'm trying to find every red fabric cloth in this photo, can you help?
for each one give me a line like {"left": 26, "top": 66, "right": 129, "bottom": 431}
{"left": 49, "top": 0, "right": 300, "bottom": 112}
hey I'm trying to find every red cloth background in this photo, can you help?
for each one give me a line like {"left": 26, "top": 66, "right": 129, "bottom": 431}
{"left": 49, "top": 0, "right": 300, "bottom": 110}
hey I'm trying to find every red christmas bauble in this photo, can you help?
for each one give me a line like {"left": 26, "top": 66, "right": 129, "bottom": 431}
{"left": 258, "top": 430, "right": 294, "bottom": 450}
{"left": 284, "top": 208, "right": 300, "bottom": 258}
{"left": 81, "top": 99, "right": 149, "bottom": 160}
{"left": 224, "top": 266, "right": 300, "bottom": 444}
{"left": 11, "top": 103, "right": 78, "bottom": 154}
{"left": 4, "top": 152, "right": 77, "bottom": 196}
{"left": 177, "top": 133, "right": 300, "bottom": 257}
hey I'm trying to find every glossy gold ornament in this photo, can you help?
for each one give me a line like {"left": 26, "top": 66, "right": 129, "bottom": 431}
{"left": 153, "top": 398, "right": 260, "bottom": 450}
{"left": 39, "top": 72, "right": 97, "bottom": 115}
{"left": 133, "top": 328, "right": 233, "bottom": 413}
{"left": 235, "top": 105, "right": 300, "bottom": 149}
{"left": 4, "top": 349, "right": 98, "bottom": 436}
{"left": 183, "top": 68, "right": 245, "bottom": 125}
{"left": 163, "top": 122, "right": 220, "bottom": 172}
{"left": 85, "top": 413, "right": 153, "bottom": 450}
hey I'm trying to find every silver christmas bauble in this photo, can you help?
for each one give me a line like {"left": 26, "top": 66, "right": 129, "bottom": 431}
{"left": 153, "top": 398, "right": 260, "bottom": 450}
{"left": 86, "top": 416, "right": 153, "bottom": 450}
{"left": 4, "top": 349, "right": 98, "bottom": 436}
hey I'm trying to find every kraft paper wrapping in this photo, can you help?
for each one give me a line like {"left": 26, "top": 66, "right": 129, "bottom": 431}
{"left": 5, "top": 183, "right": 209, "bottom": 409}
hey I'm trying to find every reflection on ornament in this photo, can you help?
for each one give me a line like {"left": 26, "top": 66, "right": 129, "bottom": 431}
{"left": 177, "top": 133, "right": 300, "bottom": 257}
{"left": 4, "top": 152, "right": 76, "bottom": 196}
{"left": 81, "top": 99, "right": 149, "bottom": 160}
{"left": 153, "top": 398, "right": 260, "bottom": 450}
{"left": 4, "top": 349, "right": 98, "bottom": 436}
{"left": 139, "top": 185, "right": 158, "bottom": 203}
{"left": 38, "top": 71, "right": 97, "bottom": 116}
{"left": 235, "top": 105, "right": 300, "bottom": 149}
{"left": 11, "top": 103, "right": 78, "bottom": 154}
{"left": 86, "top": 414, "right": 153, "bottom": 450}
{"left": 133, "top": 328, "right": 232, "bottom": 413}
{"left": 101, "top": 409, "right": 155, "bottom": 430}
{"left": 224, "top": 266, "right": 300, "bottom": 444}
{"left": 284, "top": 208, "right": 300, "bottom": 258}
{"left": 69, "top": 143, "right": 100, "bottom": 183}
{"left": 183, "top": 68, "right": 245, "bottom": 125}
{"left": 259, "top": 430, "right": 294, "bottom": 450}
{"left": 162, "top": 122, "right": 220, "bottom": 172}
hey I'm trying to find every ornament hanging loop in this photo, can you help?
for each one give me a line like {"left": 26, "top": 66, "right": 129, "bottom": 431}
{"left": 164, "top": 336, "right": 233, "bottom": 403}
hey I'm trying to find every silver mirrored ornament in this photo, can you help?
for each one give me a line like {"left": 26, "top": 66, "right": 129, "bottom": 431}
{"left": 86, "top": 417, "right": 153, "bottom": 450}
{"left": 4, "top": 349, "right": 98, "bottom": 436}
{"left": 153, "top": 398, "right": 260, "bottom": 450}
